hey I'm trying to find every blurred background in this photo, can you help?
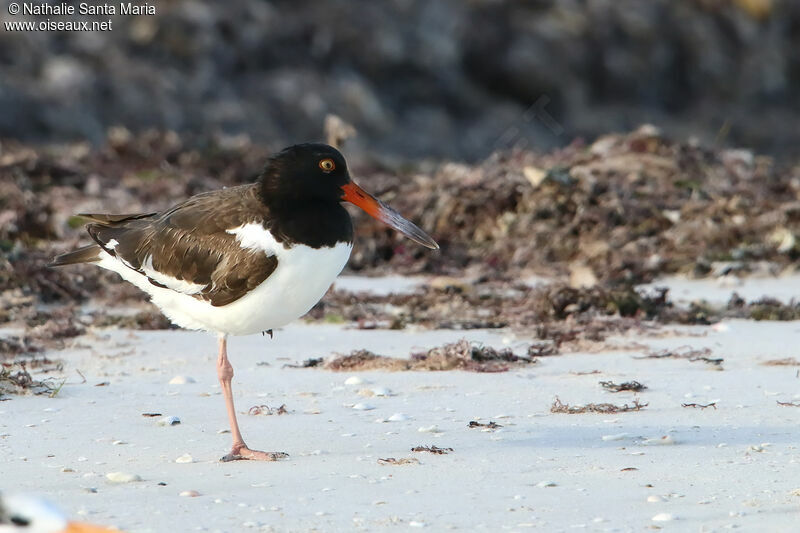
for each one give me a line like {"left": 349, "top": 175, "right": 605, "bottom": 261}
{"left": 1, "top": 0, "right": 798, "bottom": 162}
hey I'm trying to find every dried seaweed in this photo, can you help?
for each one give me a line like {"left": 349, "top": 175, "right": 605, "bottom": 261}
{"left": 550, "top": 396, "right": 647, "bottom": 414}
{"left": 638, "top": 346, "right": 723, "bottom": 368}
{"left": 468, "top": 421, "right": 502, "bottom": 430}
{"left": 318, "top": 341, "right": 535, "bottom": 373}
{"left": 411, "top": 445, "right": 453, "bottom": 454}
{"left": 600, "top": 380, "right": 647, "bottom": 392}
{"left": 0, "top": 362, "right": 58, "bottom": 398}
{"left": 377, "top": 457, "right": 420, "bottom": 465}
{"left": 682, "top": 402, "right": 717, "bottom": 409}
{"left": 761, "top": 358, "right": 800, "bottom": 366}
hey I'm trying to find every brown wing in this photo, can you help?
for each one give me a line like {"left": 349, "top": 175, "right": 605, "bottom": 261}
{"left": 87, "top": 184, "right": 278, "bottom": 307}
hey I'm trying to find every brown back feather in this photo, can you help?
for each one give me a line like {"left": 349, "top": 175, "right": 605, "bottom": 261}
{"left": 85, "top": 184, "right": 278, "bottom": 306}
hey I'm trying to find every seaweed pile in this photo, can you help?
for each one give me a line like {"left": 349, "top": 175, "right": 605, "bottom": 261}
{"left": 2, "top": 126, "right": 800, "bottom": 345}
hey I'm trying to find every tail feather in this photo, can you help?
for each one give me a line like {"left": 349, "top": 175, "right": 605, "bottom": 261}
{"left": 49, "top": 212, "right": 156, "bottom": 267}
{"left": 48, "top": 244, "right": 103, "bottom": 267}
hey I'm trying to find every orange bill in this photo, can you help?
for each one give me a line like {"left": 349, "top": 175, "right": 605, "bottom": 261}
{"left": 341, "top": 182, "right": 439, "bottom": 250}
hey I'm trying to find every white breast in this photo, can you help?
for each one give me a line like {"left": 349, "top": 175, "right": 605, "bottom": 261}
{"left": 96, "top": 223, "right": 352, "bottom": 336}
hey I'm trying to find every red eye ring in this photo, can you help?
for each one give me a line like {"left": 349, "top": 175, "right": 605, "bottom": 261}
{"left": 319, "top": 158, "right": 335, "bottom": 172}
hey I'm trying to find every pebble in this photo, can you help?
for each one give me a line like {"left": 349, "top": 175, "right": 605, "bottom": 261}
{"left": 180, "top": 490, "right": 200, "bottom": 497}
{"left": 106, "top": 472, "right": 141, "bottom": 483}
{"left": 647, "top": 495, "right": 666, "bottom": 503}
{"left": 169, "top": 375, "right": 196, "bottom": 385}
{"left": 345, "top": 376, "right": 364, "bottom": 386}
{"left": 409, "top": 521, "right": 427, "bottom": 528}
{"left": 175, "top": 454, "right": 194, "bottom": 464}
{"left": 158, "top": 416, "right": 181, "bottom": 426}
{"left": 652, "top": 513, "right": 675, "bottom": 522}
{"left": 536, "top": 481, "right": 557, "bottom": 488}
{"left": 352, "top": 403, "right": 375, "bottom": 411}
{"left": 61, "top": 467, "right": 75, "bottom": 473}
{"left": 387, "top": 413, "right": 410, "bottom": 422}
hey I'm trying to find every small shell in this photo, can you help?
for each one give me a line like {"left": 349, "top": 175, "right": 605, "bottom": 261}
{"left": 175, "top": 454, "right": 194, "bottom": 464}
{"left": 352, "top": 403, "right": 375, "bottom": 411}
{"left": 180, "top": 490, "right": 201, "bottom": 497}
{"left": 387, "top": 413, "right": 409, "bottom": 422}
{"left": 344, "top": 376, "right": 364, "bottom": 386}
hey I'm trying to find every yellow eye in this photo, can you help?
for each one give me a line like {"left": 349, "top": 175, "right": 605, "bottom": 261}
{"left": 319, "top": 158, "right": 336, "bottom": 172}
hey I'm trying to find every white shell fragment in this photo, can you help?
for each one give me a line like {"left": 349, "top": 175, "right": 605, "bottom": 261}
{"left": 175, "top": 453, "right": 194, "bottom": 464}
{"left": 180, "top": 490, "right": 201, "bottom": 497}
{"left": 106, "top": 472, "right": 142, "bottom": 483}
{"left": 344, "top": 376, "right": 364, "bottom": 386}
{"left": 601, "top": 433, "right": 629, "bottom": 441}
{"left": 652, "top": 513, "right": 675, "bottom": 522}
{"left": 387, "top": 413, "right": 410, "bottom": 422}
{"left": 352, "top": 403, "right": 375, "bottom": 411}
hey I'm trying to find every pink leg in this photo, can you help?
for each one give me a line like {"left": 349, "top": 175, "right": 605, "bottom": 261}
{"left": 216, "top": 335, "right": 288, "bottom": 462}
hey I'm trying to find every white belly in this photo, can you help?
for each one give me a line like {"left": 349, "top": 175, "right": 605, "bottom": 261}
{"left": 97, "top": 241, "right": 352, "bottom": 336}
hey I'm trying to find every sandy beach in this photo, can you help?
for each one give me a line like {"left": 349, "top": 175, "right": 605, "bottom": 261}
{"left": 3, "top": 277, "right": 800, "bottom": 532}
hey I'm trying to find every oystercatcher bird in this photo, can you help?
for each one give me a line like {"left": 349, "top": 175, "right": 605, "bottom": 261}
{"left": 50, "top": 143, "right": 438, "bottom": 461}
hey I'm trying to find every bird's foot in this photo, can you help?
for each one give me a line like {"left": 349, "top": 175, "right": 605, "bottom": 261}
{"left": 220, "top": 444, "right": 288, "bottom": 462}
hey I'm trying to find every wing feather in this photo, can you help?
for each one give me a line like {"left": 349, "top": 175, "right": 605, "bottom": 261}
{"left": 87, "top": 184, "right": 278, "bottom": 306}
